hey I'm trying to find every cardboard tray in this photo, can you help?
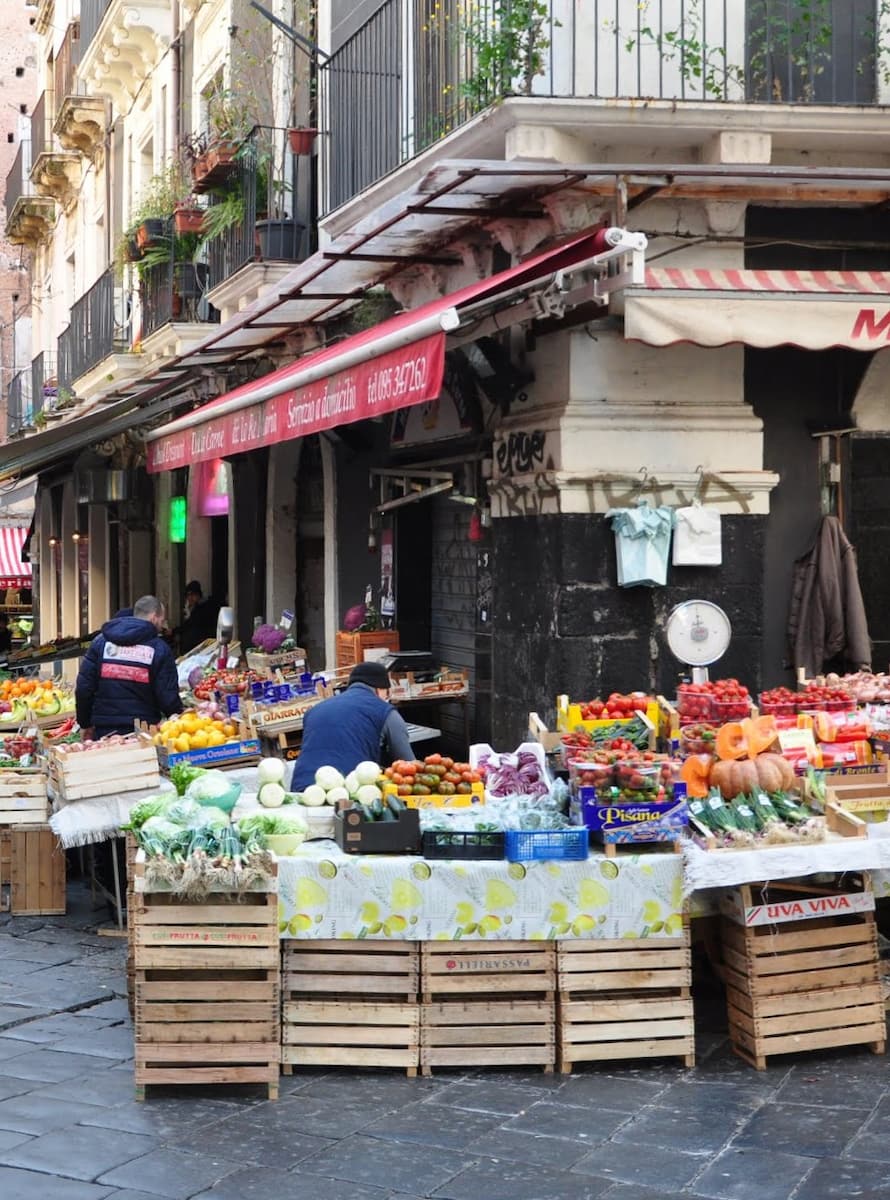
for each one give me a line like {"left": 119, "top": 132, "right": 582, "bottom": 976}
{"left": 334, "top": 808, "right": 420, "bottom": 855}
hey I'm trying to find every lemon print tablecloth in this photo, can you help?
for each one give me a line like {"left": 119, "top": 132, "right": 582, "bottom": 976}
{"left": 276, "top": 841, "right": 692, "bottom": 941}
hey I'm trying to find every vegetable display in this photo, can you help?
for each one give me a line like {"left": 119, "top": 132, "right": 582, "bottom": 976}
{"left": 251, "top": 624, "right": 287, "bottom": 654}
{"left": 152, "top": 708, "right": 241, "bottom": 754}
{"left": 561, "top": 716, "right": 651, "bottom": 751}
{"left": 688, "top": 787, "right": 825, "bottom": 848}
{"left": 475, "top": 747, "right": 549, "bottom": 798}
{"left": 576, "top": 693, "right": 654, "bottom": 720}
{"left": 382, "top": 755, "right": 482, "bottom": 797}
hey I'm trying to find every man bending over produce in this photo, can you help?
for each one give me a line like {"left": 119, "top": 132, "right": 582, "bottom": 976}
{"left": 75, "top": 595, "right": 183, "bottom": 738}
{"left": 291, "top": 661, "right": 413, "bottom": 791}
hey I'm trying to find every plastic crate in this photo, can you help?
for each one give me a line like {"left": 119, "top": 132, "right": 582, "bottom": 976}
{"left": 505, "top": 828, "right": 589, "bottom": 863}
{"left": 421, "top": 830, "right": 505, "bottom": 860}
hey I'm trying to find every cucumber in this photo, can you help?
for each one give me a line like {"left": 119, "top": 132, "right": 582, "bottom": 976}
{"left": 357, "top": 802, "right": 375, "bottom": 823}
{"left": 386, "top": 794, "right": 405, "bottom": 815}
{"left": 380, "top": 806, "right": 396, "bottom": 822}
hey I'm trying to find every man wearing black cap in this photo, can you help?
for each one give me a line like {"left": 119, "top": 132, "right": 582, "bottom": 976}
{"left": 291, "top": 661, "right": 413, "bottom": 791}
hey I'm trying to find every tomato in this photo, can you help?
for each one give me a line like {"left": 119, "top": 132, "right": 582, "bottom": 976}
{"left": 425, "top": 753, "right": 443, "bottom": 766}
{"left": 397, "top": 783, "right": 413, "bottom": 796}
{"left": 401, "top": 763, "right": 418, "bottom": 777}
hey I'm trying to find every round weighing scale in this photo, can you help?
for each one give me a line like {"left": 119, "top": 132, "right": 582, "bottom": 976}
{"left": 665, "top": 599, "right": 732, "bottom": 683}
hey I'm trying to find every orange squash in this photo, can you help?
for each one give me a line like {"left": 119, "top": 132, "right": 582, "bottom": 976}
{"left": 679, "top": 754, "right": 712, "bottom": 799}
{"left": 742, "top": 716, "right": 779, "bottom": 757}
{"left": 752, "top": 752, "right": 795, "bottom": 793}
{"left": 710, "top": 758, "right": 760, "bottom": 799}
{"left": 715, "top": 722, "right": 747, "bottom": 762}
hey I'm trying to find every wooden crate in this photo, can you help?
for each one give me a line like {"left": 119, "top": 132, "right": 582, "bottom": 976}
{"left": 282, "top": 940, "right": 419, "bottom": 1000}
{"left": 0, "top": 825, "right": 66, "bottom": 915}
{"left": 136, "top": 971, "right": 280, "bottom": 1045}
{"left": 558, "top": 994, "right": 695, "bottom": 1072}
{"left": 134, "top": 1041, "right": 280, "bottom": 1101}
{"left": 132, "top": 892, "right": 280, "bottom": 972}
{"left": 421, "top": 940, "right": 556, "bottom": 1002}
{"left": 420, "top": 999, "right": 555, "bottom": 1075}
{"left": 0, "top": 771, "right": 48, "bottom": 825}
{"left": 721, "top": 891, "right": 885, "bottom": 1069}
{"left": 556, "top": 933, "right": 694, "bottom": 1070}
{"left": 49, "top": 741, "right": 160, "bottom": 802}
{"left": 282, "top": 999, "right": 419, "bottom": 1075}
{"left": 335, "top": 629, "right": 400, "bottom": 669}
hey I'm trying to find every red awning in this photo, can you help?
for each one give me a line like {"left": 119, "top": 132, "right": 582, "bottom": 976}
{"left": 0, "top": 527, "right": 31, "bottom": 586}
{"left": 145, "top": 230, "right": 612, "bottom": 472}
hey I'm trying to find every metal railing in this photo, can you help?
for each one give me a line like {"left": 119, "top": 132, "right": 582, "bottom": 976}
{"left": 141, "top": 244, "right": 217, "bottom": 339}
{"left": 6, "top": 371, "right": 29, "bottom": 436}
{"left": 57, "top": 269, "right": 127, "bottom": 390}
{"left": 80, "top": 0, "right": 112, "bottom": 56}
{"left": 55, "top": 21, "right": 83, "bottom": 102}
{"left": 30, "top": 91, "right": 52, "bottom": 165}
{"left": 319, "top": 0, "right": 882, "bottom": 213}
{"left": 31, "top": 352, "right": 56, "bottom": 417}
{"left": 4, "top": 140, "right": 32, "bottom": 215}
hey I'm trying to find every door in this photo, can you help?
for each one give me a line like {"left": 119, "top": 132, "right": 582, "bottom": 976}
{"left": 296, "top": 436, "right": 326, "bottom": 671}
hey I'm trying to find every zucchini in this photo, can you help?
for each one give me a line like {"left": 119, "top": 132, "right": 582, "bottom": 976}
{"left": 357, "top": 802, "right": 375, "bottom": 823}
{"left": 380, "top": 805, "right": 396, "bottom": 822}
{"left": 387, "top": 794, "right": 405, "bottom": 815}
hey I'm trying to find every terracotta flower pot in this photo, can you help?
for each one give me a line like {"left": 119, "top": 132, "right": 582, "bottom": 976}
{"left": 288, "top": 127, "right": 319, "bottom": 156}
{"left": 173, "top": 206, "right": 204, "bottom": 235}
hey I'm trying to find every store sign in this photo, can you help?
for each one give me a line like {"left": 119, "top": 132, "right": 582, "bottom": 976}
{"left": 148, "top": 333, "right": 446, "bottom": 473}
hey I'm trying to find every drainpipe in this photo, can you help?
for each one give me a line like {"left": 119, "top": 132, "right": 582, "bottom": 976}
{"left": 171, "top": 0, "right": 181, "bottom": 148}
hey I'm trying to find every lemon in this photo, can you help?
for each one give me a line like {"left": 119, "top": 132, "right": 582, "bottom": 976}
{"left": 551, "top": 920, "right": 571, "bottom": 936}
{"left": 190, "top": 731, "right": 209, "bottom": 750}
{"left": 383, "top": 915, "right": 408, "bottom": 935}
{"left": 359, "top": 901, "right": 380, "bottom": 923}
{"left": 664, "top": 913, "right": 684, "bottom": 934}
{"left": 485, "top": 880, "right": 516, "bottom": 909}
{"left": 643, "top": 900, "right": 662, "bottom": 924}
{"left": 434, "top": 931, "right": 451, "bottom": 940}
{"left": 454, "top": 866, "right": 468, "bottom": 878}
{"left": 460, "top": 922, "right": 478, "bottom": 936}
{"left": 207, "top": 730, "right": 226, "bottom": 747}
{"left": 318, "top": 861, "right": 338, "bottom": 880}
{"left": 338, "top": 930, "right": 357, "bottom": 939}
{"left": 278, "top": 918, "right": 289, "bottom": 933}
{"left": 366, "top": 921, "right": 383, "bottom": 934}
{"left": 478, "top": 914, "right": 502, "bottom": 934}
{"left": 455, "top": 901, "right": 475, "bottom": 924}
{"left": 411, "top": 862, "right": 432, "bottom": 880}
{"left": 650, "top": 920, "right": 665, "bottom": 933}
{"left": 288, "top": 913, "right": 313, "bottom": 934}
{"left": 572, "top": 915, "right": 596, "bottom": 935}
{"left": 599, "top": 860, "right": 620, "bottom": 880}
{"left": 507, "top": 862, "right": 527, "bottom": 880}
{"left": 578, "top": 880, "right": 609, "bottom": 909}
{"left": 391, "top": 879, "right": 422, "bottom": 909}
{"left": 296, "top": 878, "right": 326, "bottom": 907}
{"left": 622, "top": 930, "right": 640, "bottom": 939}
{"left": 545, "top": 864, "right": 563, "bottom": 878}
{"left": 174, "top": 735, "right": 190, "bottom": 753}
{"left": 547, "top": 901, "right": 569, "bottom": 924}
{"left": 529, "top": 931, "right": 546, "bottom": 940}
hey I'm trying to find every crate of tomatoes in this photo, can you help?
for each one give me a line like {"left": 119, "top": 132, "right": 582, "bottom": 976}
{"left": 676, "top": 679, "right": 754, "bottom": 724}
{"left": 381, "top": 754, "right": 484, "bottom": 808}
{"left": 556, "top": 693, "right": 658, "bottom": 748}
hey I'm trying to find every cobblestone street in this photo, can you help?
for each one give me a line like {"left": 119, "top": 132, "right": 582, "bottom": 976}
{"left": 0, "top": 883, "right": 888, "bottom": 1200}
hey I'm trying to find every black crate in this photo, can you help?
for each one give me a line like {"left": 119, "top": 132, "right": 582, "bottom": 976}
{"left": 421, "top": 830, "right": 505, "bottom": 860}
{"left": 334, "top": 808, "right": 421, "bottom": 855}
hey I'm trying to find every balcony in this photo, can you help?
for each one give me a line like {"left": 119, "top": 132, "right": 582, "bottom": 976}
{"left": 136, "top": 221, "right": 220, "bottom": 361}
{"left": 78, "top": 0, "right": 173, "bottom": 117}
{"left": 29, "top": 90, "right": 81, "bottom": 211}
{"left": 54, "top": 21, "right": 106, "bottom": 161}
{"left": 4, "top": 141, "right": 54, "bottom": 249}
{"left": 57, "top": 269, "right": 141, "bottom": 402}
{"left": 6, "top": 371, "right": 32, "bottom": 440}
{"left": 201, "top": 131, "right": 309, "bottom": 321}
{"left": 31, "top": 353, "right": 62, "bottom": 422}
{"left": 319, "top": 0, "right": 884, "bottom": 214}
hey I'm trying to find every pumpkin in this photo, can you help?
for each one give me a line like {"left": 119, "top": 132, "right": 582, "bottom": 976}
{"left": 752, "top": 752, "right": 795, "bottom": 793}
{"left": 710, "top": 758, "right": 760, "bottom": 799}
{"left": 715, "top": 722, "right": 747, "bottom": 762}
{"left": 679, "top": 754, "right": 712, "bottom": 799}
{"left": 742, "top": 716, "right": 778, "bottom": 757}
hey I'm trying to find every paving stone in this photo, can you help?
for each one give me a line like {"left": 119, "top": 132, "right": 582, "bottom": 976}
{"left": 364, "top": 1103, "right": 502, "bottom": 1151}
{"left": 733, "top": 1100, "right": 871, "bottom": 1158}
{"left": 598, "top": 1187, "right": 684, "bottom": 1200}
{"left": 78, "top": 1099, "right": 251, "bottom": 1138}
{"left": 298, "top": 1134, "right": 471, "bottom": 1194}
{"left": 0, "top": 959, "right": 54, "bottom": 976}
{"left": 654, "top": 1078, "right": 770, "bottom": 1117}
{"left": 610, "top": 1104, "right": 736, "bottom": 1155}
{"left": 463, "top": 1127, "right": 592, "bottom": 1171}
{"left": 0, "top": 1130, "right": 32, "bottom": 1153}
{"left": 793, "top": 1156, "right": 890, "bottom": 1200}
{"left": 0, "top": 1077, "right": 38, "bottom": 1102}
{"left": 1, "top": 1013, "right": 120, "bottom": 1045}
{"left": 433, "top": 1158, "right": 612, "bottom": 1200}
{"left": 0, "top": 944, "right": 82, "bottom": 967}
{"left": 0, "top": 1126, "right": 157, "bottom": 1182}
{"left": 0, "top": 1048, "right": 124, "bottom": 1083}
{"left": 557, "top": 1073, "right": 668, "bottom": 1113}
{"left": 87, "top": 998, "right": 133, "bottom": 1022}
{"left": 430, "top": 1080, "right": 549, "bottom": 1115}
{"left": 467, "top": 1067, "right": 569, "bottom": 1090}
{"left": 279, "top": 1096, "right": 405, "bottom": 1139}
{"left": 35, "top": 1070, "right": 142, "bottom": 1109}
{"left": 297, "top": 1072, "right": 443, "bottom": 1108}
{"left": 98, "top": 1148, "right": 242, "bottom": 1199}
{"left": 505, "top": 1100, "right": 627, "bottom": 1144}
{"left": 197, "top": 1170, "right": 390, "bottom": 1200}
{"left": 0, "top": 1092, "right": 109, "bottom": 1134}
{"left": 571, "top": 1141, "right": 704, "bottom": 1191}
{"left": 689, "top": 1146, "right": 816, "bottom": 1200}
{"left": 775, "top": 1062, "right": 886, "bottom": 1109}
{"left": 47, "top": 1027, "right": 135, "bottom": 1060}
{"left": 0, "top": 1165, "right": 116, "bottom": 1200}
{"left": 178, "top": 1114, "right": 334, "bottom": 1171}
{"left": 0, "top": 1007, "right": 50, "bottom": 1031}
{"left": 0, "top": 1040, "right": 31, "bottom": 1063}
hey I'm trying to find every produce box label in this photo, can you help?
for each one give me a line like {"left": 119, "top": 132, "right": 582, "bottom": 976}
{"left": 721, "top": 888, "right": 874, "bottom": 927}
{"left": 442, "top": 954, "right": 533, "bottom": 972}
{"left": 575, "top": 790, "right": 688, "bottom": 834}
{"left": 165, "top": 739, "right": 260, "bottom": 767}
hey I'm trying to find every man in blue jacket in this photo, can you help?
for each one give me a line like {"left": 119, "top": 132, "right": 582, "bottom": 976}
{"left": 75, "top": 595, "right": 183, "bottom": 738}
{"left": 291, "top": 661, "right": 413, "bottom": 791}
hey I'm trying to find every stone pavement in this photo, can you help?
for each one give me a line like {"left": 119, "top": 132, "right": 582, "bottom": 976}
{"left": 0, "top": 882, "right": 888, "bottom": 1200}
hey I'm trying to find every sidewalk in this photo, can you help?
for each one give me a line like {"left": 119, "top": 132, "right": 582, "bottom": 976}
{"left": 0, "top": 883, "right": 887, "bottom": 1200}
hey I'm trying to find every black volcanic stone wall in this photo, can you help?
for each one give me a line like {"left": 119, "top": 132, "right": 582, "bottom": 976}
{"left": 490, "top": 513, "right": 767, "bottom": 745}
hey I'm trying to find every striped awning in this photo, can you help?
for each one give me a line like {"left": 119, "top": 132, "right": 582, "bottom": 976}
{"left": 0, "top": 527, "right": 32, "bottom": 586}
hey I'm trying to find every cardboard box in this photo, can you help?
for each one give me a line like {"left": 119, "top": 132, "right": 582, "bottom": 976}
{"left": 720, "top": 876, "right": 874, "bottom": 927}
{"left": 334, "top": 807, "right": 420, "bottom": 854}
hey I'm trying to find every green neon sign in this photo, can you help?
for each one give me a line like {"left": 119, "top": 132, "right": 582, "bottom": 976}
{"left": 169, "top": 496, "right": 187, "bottom": 543}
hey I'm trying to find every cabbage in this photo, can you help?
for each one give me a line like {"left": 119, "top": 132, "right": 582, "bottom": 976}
{"left": 239, "top": 810, "right": 308, "bottom": 839}
{"left": 187, "top": 666, "right": 205, "bottom": 691}
{"left": 301, "top": 784, "right": 327, "bottom": 807}
{"left": 140, "top": 816, "right": 185, "bottom": 839}
{"left": 356, "top": 784, "right": 382, "bottom": 805}
{"left": 124, "top": 794, "right": 174, "bottom": 830}
{"left": 259, "top": 782, "right": 286, "bottom": 808}
{"left": 257, "top": 758, "right": 286, "bottom": 786}
{"left": 325, "top": 786, "right": 349, "bottom": 805}
{"left": 355, "top": 761, "right": 381, "bottom": 787}
{"left": 190, "top": 806, "right": 230, "bottom": 830}
{"left": 164, "top": 799, "right": 203, "bottom": 827}
{"left": 315, "top": 766, "right": 345, "bottom": 792}
{"left": 344, "top": 771, "right": 360, "bottom": 796}
{"left": 186, "top": 770, "right": 237, "bottom": 803}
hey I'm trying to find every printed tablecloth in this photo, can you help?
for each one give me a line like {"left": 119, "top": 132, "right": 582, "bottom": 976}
{"left": 277, "top": 841, "right": 688, "bottom": 941}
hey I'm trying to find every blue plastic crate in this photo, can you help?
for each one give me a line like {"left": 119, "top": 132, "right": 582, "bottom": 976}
{"left": 505, "top": 828, "right": 589, "bottom": 863}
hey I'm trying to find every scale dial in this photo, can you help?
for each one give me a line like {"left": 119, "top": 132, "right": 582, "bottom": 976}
{"left": 665, "top": 600, "right": 732, "bottom": 667}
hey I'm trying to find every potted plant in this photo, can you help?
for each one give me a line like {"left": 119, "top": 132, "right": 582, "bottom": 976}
{"left": 173, "top": 201, "right": 205, "bottom": 235}
{"left": 287, "top": 127, "right": 318, "bottom": 156}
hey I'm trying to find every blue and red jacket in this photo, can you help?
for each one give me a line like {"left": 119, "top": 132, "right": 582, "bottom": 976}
{"left": 75, "top": 614, "right": 183, "bottom": 735}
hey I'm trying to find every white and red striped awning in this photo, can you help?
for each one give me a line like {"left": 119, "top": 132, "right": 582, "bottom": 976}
{"left": 0, "top": 527, "right": 32, "bottom": 587}
{"left": 625, "top": 268, "right": 890, "bottom": 350}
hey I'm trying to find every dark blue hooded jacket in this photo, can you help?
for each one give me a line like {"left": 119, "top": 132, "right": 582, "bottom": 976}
{"left": 75, "top": 614, "right": 183, "bottom": 734}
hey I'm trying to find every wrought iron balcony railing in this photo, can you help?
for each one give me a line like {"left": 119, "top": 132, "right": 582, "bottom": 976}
{"left": 58, "top": 269, "right": 129, "bottom": 390}
{"left": 55, "top": 21, "right": 83, "bottom": 102}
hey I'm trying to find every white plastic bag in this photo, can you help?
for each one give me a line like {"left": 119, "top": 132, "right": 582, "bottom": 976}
{"left": 606, "top": 502, "right": 674, "bottom": 587}
{"left": 672, "top": 501, "right": 722, "bottom": 566}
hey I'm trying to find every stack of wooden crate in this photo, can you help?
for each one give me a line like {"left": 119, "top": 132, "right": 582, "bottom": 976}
{"left": 556, "top": 929, "right": 696, "bottom": 1073}
{"left": 0, "top": 765, "right": 64, "bottom": 916}
{"left": 49, "top": 739, "right": 159, "bottom": 802}
{"left": 281, "top": 940, "right": 420, "bottom": 1076}
{"left": 131, "top": 856, "right": 280, "bottom": 1100}
{"left": 420, "top": 941, "right": 556, "bottom": 1076}
{"left": 721, "top": 876, "right": 885, "bottom": 1070}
